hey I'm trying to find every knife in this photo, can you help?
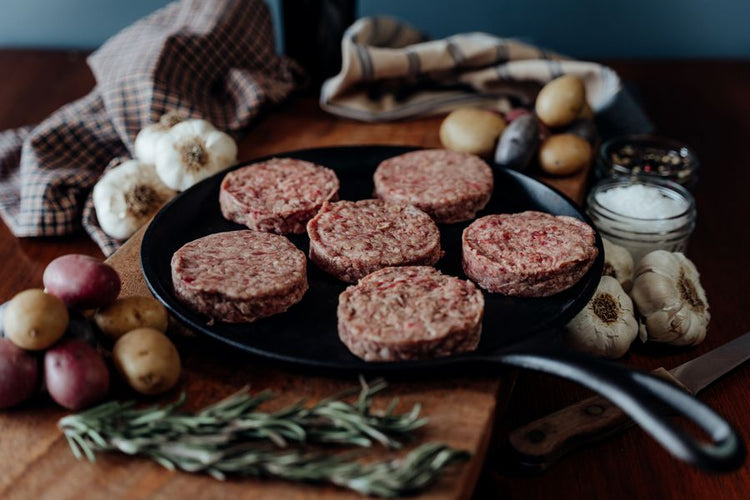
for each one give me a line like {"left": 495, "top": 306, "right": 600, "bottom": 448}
{"left": 508, "top": 331, "right": 750, "bottom": 470}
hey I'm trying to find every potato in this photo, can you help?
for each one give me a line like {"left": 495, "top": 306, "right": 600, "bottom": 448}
{"left": 65, "top": 311, "right": 99, "bottom": 346}
{"left": 494, "top": 114, "right": 539, "bottom": 171}
{"left": 0, "top": 301, "right": 7, "bottom": 338}
{"left": 539, "top": 134, "right": 592, "bottom": 176}
{"left": 439, "top": 108, "right": 507, "bottom": 157}
{"left": 44, "top": 339, "right": 109, "bottom": 410}
{"left": 504, "top": 107, "right": 530, "bottom": 123}
{"left": 564, "top": 118, "right": 599, "bottom": 146}
{"left": 94, "top": 296, "right": 168, "bottom": 340}
{"left": 0, "top": 338, "right": 39, "bottom": 408}
{"left": 538, "top": 119, "right": 551, "bottom": 142}
{"left": 535, "top": 75, "right": 586, "bottom": 128}
{"left": 578, "top": 101, "right": 594, "bottom": 119}
{"left": 43, "top": 254, "right": 121, "bottom": 309}
{"left": 3, "top": 290, "right": 69, "bottom": 350}
{"left": 113, "top": 328, "right": 180, "bottom": 395}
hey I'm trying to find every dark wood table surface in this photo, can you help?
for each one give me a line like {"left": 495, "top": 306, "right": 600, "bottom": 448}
{"left": 1, "top": 50, "right": 749, "bottom": 498}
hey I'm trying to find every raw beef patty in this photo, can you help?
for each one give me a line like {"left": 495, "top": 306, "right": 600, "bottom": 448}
{"left": 307, "top": 199, "right": 442, "bottom": 283}
{"left": 171, "top": 230, "right": 308, "bottom": 323}
{"left": 462, "top": 211, "right": 598, "bottom": 297}
{"left": 220, "top": 158, "right": 339, "bottom": 234}
{"left": 338, "top": 266, "right": 484, "bottom": 361}
{"left": 374, "top": 149, "right": 493, "bottom": 223}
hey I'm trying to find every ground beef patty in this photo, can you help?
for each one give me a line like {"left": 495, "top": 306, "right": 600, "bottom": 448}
{"left": 171, "top": 230, "right": 308, "bottom": 323}
{"left": 307, "top": 199, "right": 442, "bottom": 283}
{"left": 462, "top": 211, "right": 598, "bottom": 297}
{"left": 220, "top": 158, "right": 339, "bottom": 234}
{"left": 338, "top": 266, "right": 484, "bottom": 361}
{"left": 374, "top": 149, "right": 494, "bottom": 223}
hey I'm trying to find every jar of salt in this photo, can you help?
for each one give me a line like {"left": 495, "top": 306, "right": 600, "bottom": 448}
{"left": 586, "top": 178, "right": 696, "bottom": 263}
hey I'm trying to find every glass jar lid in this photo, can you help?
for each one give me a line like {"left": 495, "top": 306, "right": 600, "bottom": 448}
{"left": 597, "top": 134, "right": 699, "bottom": 188}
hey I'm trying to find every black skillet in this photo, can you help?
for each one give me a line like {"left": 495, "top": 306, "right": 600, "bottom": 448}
{"left": 142, "top": 145, "right": 743, "bottom": 472}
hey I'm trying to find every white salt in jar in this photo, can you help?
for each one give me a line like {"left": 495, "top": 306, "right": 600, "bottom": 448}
{"left": 586, "top": 178, "right": 696, "bottom": 263}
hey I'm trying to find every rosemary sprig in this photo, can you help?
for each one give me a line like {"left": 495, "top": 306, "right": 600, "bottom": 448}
{"left": 60, "top": 378, "right": 425, "bottom": 453}
{"left": 143, "top": 442, "right": 469, "bottom": 497}
{"left": 58, "top": 380, "right": 470, "bottom": 497}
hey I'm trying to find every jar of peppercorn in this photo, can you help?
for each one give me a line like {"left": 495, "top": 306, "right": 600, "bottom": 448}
{"left": 596, "top": 134, "right": 699, "bottom": 189}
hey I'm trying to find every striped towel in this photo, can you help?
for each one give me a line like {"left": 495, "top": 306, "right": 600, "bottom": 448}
{"left": 0, "top": 0, "right": 299, "bottom": 255}
{"left": 321, "top": 17, "right": 623, "bottom": 122}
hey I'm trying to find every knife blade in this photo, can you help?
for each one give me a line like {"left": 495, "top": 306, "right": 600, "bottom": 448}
{"left": 508, "top": 331, "right": 750, "bottom": 470}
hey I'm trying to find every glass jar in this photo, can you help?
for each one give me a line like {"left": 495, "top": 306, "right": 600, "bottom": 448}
{"left": 586, "top": 178, "right": 697, "bottom": 263}
{"left": 596, "top": 134, "right": 699, "bottom": 189}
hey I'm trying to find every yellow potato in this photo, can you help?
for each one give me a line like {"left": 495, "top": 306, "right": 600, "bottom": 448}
{"left": 578, "top": 101, "right": 594, "bottom": 119}
{"left": 539, "top": 134, "right": 592, "bottom": 176}
{"left": 94, "top": 296, "right": 168, "bottom": 340}
{"left": 535, "top": 75, "right": 586, "bottom": 128}
{"left": 439, "top": 108, "right": 507, "bottom": 157}
{"left": 3, "top": 289, "right": 68, "bottom": 350}
{"left": 113, "top": 328, "right": 181, "bottom": 395}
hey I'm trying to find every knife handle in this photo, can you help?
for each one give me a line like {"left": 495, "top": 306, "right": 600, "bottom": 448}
{"left": 508, "top": 367, "right": 687, "bottom": 470}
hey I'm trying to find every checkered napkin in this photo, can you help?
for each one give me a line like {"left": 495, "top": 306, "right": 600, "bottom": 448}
{"left": 0, "top": 0, "right": 300, "bottom": 255}
{"left": 321, "top": 16, "right": 623, "bottom": 121}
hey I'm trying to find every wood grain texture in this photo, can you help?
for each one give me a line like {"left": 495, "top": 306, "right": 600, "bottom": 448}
{"left": 0, "top": 49, "right": 514, "bottom": 500}
{"left": 484, "top": 60, "right": 750, "bottom": 499}
{"left": 506, "top": 367, "right": 689, "bottom": 469}
{"left": 2, "top": 49, "right": 747, "bottom": 500}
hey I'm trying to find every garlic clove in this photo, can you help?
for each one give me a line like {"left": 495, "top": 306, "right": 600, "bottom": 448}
{"left": 602, "top": 237, "right": 634, "bottom": 291}
{"left": 134, "top": 124, "right": 167, "bottom": 165}
{"left": 154, "top": 119, "right": 238, "bottom": 191}
{"left": 631, "top": 271, "right": 683, "bottom": 315}
{"left": 93, "top": 160, "right": 177, "bottom": 240}
{"left": 631, "top": 250, "right": 710, "bottom": 346}
{"left": 641, "top": 304, "right": 707, "bottom": 346}
{"left": 134, "top": 111, "right": 189, "bottom": 165}
{"left": 566, "top": 276, "right": 638, "bottom": 358}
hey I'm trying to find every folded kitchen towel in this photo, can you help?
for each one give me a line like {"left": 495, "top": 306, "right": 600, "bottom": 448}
{"left": 0, "top": 0, "right": 300, "bottom": 255}
{"left": 321, "top": 16, "right": 652, "bottom": 135}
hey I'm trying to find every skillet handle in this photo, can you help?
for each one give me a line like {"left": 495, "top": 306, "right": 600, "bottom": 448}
{"left": 485, "top": 349, "right": 745, "bottom": 472}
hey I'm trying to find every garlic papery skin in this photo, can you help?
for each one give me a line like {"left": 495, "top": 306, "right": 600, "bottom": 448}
{"left": 630, "top": 250, "right": 709, "bottom": 346}
{"left": 154, "top": 119, "right": 238, "bottom": 191}
{"left": 134, "top": 111, "right": 188, "bottom": 165}
{"left": 93, "top": 160, "right": 177, "bottom": 240}
{"left": 565, "top": 276, "right": 638, "bottom": 358}
{"left": 602, "top": 237, "right": 634, "bottom": 292}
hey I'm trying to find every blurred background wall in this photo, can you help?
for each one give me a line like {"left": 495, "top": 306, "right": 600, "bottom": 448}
{"left": 0, "top": 0, "right": 748, "bottom": 58}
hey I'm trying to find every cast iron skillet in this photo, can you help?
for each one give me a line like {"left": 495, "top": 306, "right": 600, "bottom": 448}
{"left": 142, "top": 145, "right": 743, "bottom": 472}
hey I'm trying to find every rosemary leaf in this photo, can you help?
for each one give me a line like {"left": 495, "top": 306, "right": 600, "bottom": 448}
{"left": 58, "top": 381, "right": 470, "bottom": 497}
{"left": 64, "top": 433, "right": 83, "bottom": 461}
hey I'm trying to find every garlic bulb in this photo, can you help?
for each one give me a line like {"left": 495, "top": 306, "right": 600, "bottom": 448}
{"left": 134, "top": 112, "right": 187, "bottom": 165}
{"left": 602, "top": 237, "right": 634, "bottom": 291}
{"left": 631, "top": 250, "right": 709, "bottom": 346}
{"left": 93, "top": 160, "right": 177, "bottom": 240}
{"left": 154, "top": 119, "right": 238, "bottom": 191}
{"left": 565, "top": 276, "right": 638, "bottom": 358}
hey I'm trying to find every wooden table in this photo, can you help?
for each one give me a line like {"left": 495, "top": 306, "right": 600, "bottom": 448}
{"left": 0, "top": 50, "right": 749, "bottom": 498}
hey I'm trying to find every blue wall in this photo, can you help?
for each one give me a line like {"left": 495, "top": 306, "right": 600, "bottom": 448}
{"left": 358, "top": 0, "right": 750, "bottom": 58}
{"left": 0, "top": 0, "right": 748, "bottom": 58}
{"left": 0, "top": 0, "right": 285, "bottom": 52}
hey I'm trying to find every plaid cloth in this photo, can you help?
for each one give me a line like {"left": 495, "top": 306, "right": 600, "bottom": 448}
{"left": 321, "top": 17, "right": 622, "bottom": 121}
{"left": 0, "top": 0, "right": 300, "bottom": 255}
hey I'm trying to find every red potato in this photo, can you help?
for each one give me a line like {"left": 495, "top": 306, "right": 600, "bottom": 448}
{"left": 44, "top": 339, "right": 109, "bottom": 410}
{"left": 43, "top": 254, "right": 121, "bottom": 309}
{"left": 0, "top": 338, "right": 39, "bottom": 408}
{"left": 504, "top": 107, "right": 531, "bottom": 122}
{"left": 538, "top": 119, "right": 551, "bottom": 142}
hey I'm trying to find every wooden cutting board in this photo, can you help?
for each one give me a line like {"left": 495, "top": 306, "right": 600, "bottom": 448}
{"left": 0, "top": 98, "right": 590, "bottom": 499}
